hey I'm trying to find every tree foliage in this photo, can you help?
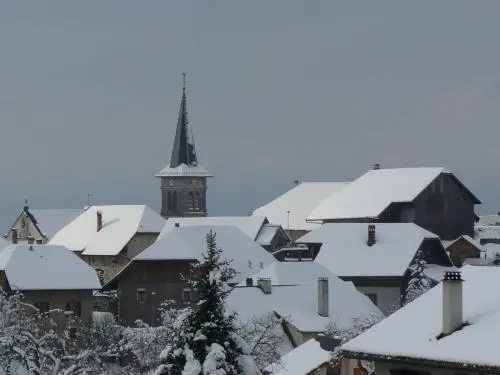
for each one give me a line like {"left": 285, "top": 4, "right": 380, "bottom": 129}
{"left": 157, "top": 230, "right": 258, "bottom": 375}
{"left": 401, "top": 249, "right": 434, "bottom": 306}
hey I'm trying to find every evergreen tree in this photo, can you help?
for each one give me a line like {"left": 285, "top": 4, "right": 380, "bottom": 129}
{"left": 158, "top": 230, "right": 256, "bottom": 375}
{"left": 401, "top": 249, "right": 434, "bottom": 306}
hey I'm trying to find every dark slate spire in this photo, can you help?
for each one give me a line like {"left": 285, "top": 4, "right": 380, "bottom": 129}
{"left": 170, "top": 73, "right": 198, "bottom": 168}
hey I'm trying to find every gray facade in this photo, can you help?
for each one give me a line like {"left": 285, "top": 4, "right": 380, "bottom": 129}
{"left": 160, "top": 176, "right": 208, "bottom": 218}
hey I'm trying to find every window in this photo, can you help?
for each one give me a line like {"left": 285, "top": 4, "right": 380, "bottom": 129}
{"left": 364, "top": 293, "right": 378, "bottom": 305}
{"left": 182, "top": 288, "right": 192, "bottom": 303}
{"left": 21, "top": 218, "right": 26, "bottom": 229}
{"left": 34, "top": 302, "right": 50, "bottom": 314}
{"left": 137, "top": 288, "right": 147, "bottom": 304}
{"left": 65, "top": 301, "right": 82, "bottom": 318}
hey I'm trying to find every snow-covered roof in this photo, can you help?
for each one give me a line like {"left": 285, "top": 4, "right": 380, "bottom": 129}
{"left": 482, "top": 243, "right": 500, "bottom": 260}
{"left": 423, "top": 264, "right": 457, "bottom": 283}
{"left": 49, "top": 205, "right": 165, "bottom": 256}
{"left": 444, "top": 235, "right": 484, "bottom": 251}
{"left": 475, "top": 225, "right": 500, "bottom": 240}
{"left": 307, "top": 167, "right": 476, "bottom": 221}
{"left": 299, "top": 223, "right": 443, "bottom": 277}
{"left": 160, "top": 216, "right": 267, "bottom": 242}
{"left": 28, "top": 209, "right": 83, "bottom": 238}
{"left": 0, "top": 244, "right": 101, "bottom": 291}
{"left": 227, "top": 261, "right": 383, "bottom": 333}
{"left": 342, "top": 265, "right": 500, "bottom": 369}
{"left": 253, "top": 182, "right": 349, "bottom": 231}
{"left": 0, "top": 237, "right": 10, "bottom": 250}
{"left": 476, "top": 214, "right": 500, "bottom": 226}
{"left": 255, "top": 224, "right": 284, "bottom": 246}
{"left": 264, "top": 338, "right": 331, "bottom": 375}
{"left": 155, "top": 163, "right": 213, "bottom": 177}
{"left": 134, "top": 225, "right": 276, "bottom": 283}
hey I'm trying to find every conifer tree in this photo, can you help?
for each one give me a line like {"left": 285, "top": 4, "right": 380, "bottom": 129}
{"left": 157, "top": 230, "right": 256, "bottom": 375}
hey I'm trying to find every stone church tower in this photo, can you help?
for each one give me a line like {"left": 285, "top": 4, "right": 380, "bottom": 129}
{"left": 156, "top": 75, "right": 212, "bottom": 218}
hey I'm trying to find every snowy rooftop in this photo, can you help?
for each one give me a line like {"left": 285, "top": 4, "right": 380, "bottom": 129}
{"left": 299, "top": 223, "right": 444, "bottom": 277}
{"left": 255, "top": 224, "right": 284, "bottom": 246}
{"left": 160, "top": 216, "right": 268, "bottom": 242}
{"left": 475, "top": 225, "right": 500, "bottom": 240}
{"left": 155, "top": 163, "right": 213, "bottom": 177}
{"left": 28, "top": 209, "right": 83, "bottom": 238}
{"left": 253, "top": 182, "right": 349, "bottom": 231}
{"left": 0, "top": 237, "right": 10, "bottom": 250}
{"left": 49, "top": 205, "right": 165, "bottom": 256}
{"left": 476, "top": 214, "right": 500, "bottom": 226}
{"left": 444, "top": 235, "right": 484, "bottom": 251}
{"left": 133, "top": 225, "right": 276, "bottom": 283}
{"left": 264, "top": 338, "right": 331, "bottom": 375}
{"left": 228, "top": 261, "right": 382, "bottom": 333}
{"left": 307, "top": 167, "right": 475, "bottom": 221}
{"left": 0, "top": 244, "right": 101, "bottom": 291}
{"left": 342, "top": 265, "right": 500, "bottom": 369}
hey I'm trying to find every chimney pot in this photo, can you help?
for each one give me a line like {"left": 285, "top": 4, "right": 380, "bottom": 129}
{"left": 257, "top": 278, "right": 272, "bottom": 294}
{"left": 11, "top": 228, "right": 18, "bottom": 244}
{"left": 318, "top": 277, "right": 329, "bottom": 317}
{"left": 373, "top": 163, "right": 380, "bottom": 170}
{"left": 174, "top": 223, "right": 180, "bottom": 228}
{"left": 442, "top": 270, "right": 464, "bottom": 335}
{"left": 27, "top": 236, "right": 34, "bottom": 244}
{"left": 367, "top": 224, "right": 376, "bottom": 246}
{"left": 246, "top": 277, "right": 253, "bottom": 287}
{"left": 96, "top": 211, "right": 103, "bottom": 232}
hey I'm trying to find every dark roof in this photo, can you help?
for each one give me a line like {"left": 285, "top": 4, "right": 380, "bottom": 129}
{"left": 169, "top": 80, "right": 198, "bottom": 168}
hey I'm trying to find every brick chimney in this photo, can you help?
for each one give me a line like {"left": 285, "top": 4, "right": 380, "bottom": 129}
{"left": 318, "top": 277, "right": 329, "bottom": 317}
{"left": 27, "top": 236, "right": 34, "bottom": 244}
{"left": 442, "top": 271, "right": 464, "bottom": 335}
{"left": 367, "top": 224, "right": 376, "bottom": 246}
{"left": 96, "top": 211, "right": 103, "bottom": 232}
{"left": 257, "top": 278, "right": 272, "bottom": 294}
{"left": 11, "top": 228, "right": 18, "bottom": 244}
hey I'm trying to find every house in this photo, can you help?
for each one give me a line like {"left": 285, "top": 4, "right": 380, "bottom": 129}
{"left": 3, "top": 203, "right": 82, "bottom": 244}
{"left": 306, "top": 167, "right": 480, "bottom": 240}
{"left": 264, "top": 338, "right": 332, "bottom": 375}
{"left": 226, "top": 261, "right": 383, "bottom": 350}
{"left": 0, "top": 244, "right": 101, "bottom": 323}
{"left": 49, "top": 205, "right": 165, "bottom": 283}
{"left": 341, "top": 266, "right": 500, "bottom": 375}
{"left": 160, "top": 216, "right": 290, "bottom": 252}
{"left": 252, "top": 182, "right": 349, "bottom": 241}
{"left": 103, "top": 225, "right": 276, "bottom": 326}
{"left": 442, "top": 235, "right": 484, "bottom": 266}
{"left": 297, "top": 223, "right": 453, "bottom": 314}
{"left": 474, "top": 214, "right": 500, "bottom": 246}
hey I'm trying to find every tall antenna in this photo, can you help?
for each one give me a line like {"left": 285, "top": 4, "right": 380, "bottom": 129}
{"left": 87, "top": 193, "right": 92, "bottom": 207}
{"left": 182, "top": 72, "right": 186, "bottom": 93}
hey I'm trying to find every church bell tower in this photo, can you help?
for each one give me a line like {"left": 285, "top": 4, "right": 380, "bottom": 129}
{"left": 155, "top": 74, "right": 212, "bottom": 219}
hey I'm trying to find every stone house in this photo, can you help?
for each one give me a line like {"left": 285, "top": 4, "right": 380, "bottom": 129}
{"left": 3, "top": 203, "right": 82, "bottom": 244}
{"left": 252, "top": 181, "right": 350, "bottom": 242}
{"left": 49, "top": 205, "right": 165, "bottom": 283}
{"left": 103, "top": 225, "right": 276, "bottom": 326}
{"left": 298, "top": 223, "right": 453, "bottom": 314}
{"left": 161, "top": 216, "right": 290, "bottom": 252}
{"left": 340, "top": 266, "right": 500, "bottom": 375}
{"left": 306, "top": 167, "right": 481, "bottom": 241}
{"left": 0, "top": 244, "right": 101, "bottom": 323}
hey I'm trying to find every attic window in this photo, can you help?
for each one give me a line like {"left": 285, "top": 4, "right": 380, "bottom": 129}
{"left": 136, "top": 288, "right": 146, "bottom": 304}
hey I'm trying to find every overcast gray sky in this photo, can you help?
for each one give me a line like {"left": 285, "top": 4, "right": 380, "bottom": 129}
{"left": 0, "top": 1, "right": 499, "bottom": 231}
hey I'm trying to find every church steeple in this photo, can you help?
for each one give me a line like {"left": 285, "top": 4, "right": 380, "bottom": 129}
{"left": 170, "top": 73, "right": 198, "bottom": 168}
{"left": 156, "top": 74, "right": 213, "bottom": 219}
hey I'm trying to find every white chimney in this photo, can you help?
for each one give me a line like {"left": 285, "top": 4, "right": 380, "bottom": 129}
{"left": 442, "top": 271, "right": 463, "bottom": 335}
{"left": 257, "top": 278, "right": 272, "bottom": 294}
{"left": 318, "top": 277, "right": 329, "bottom": 317}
